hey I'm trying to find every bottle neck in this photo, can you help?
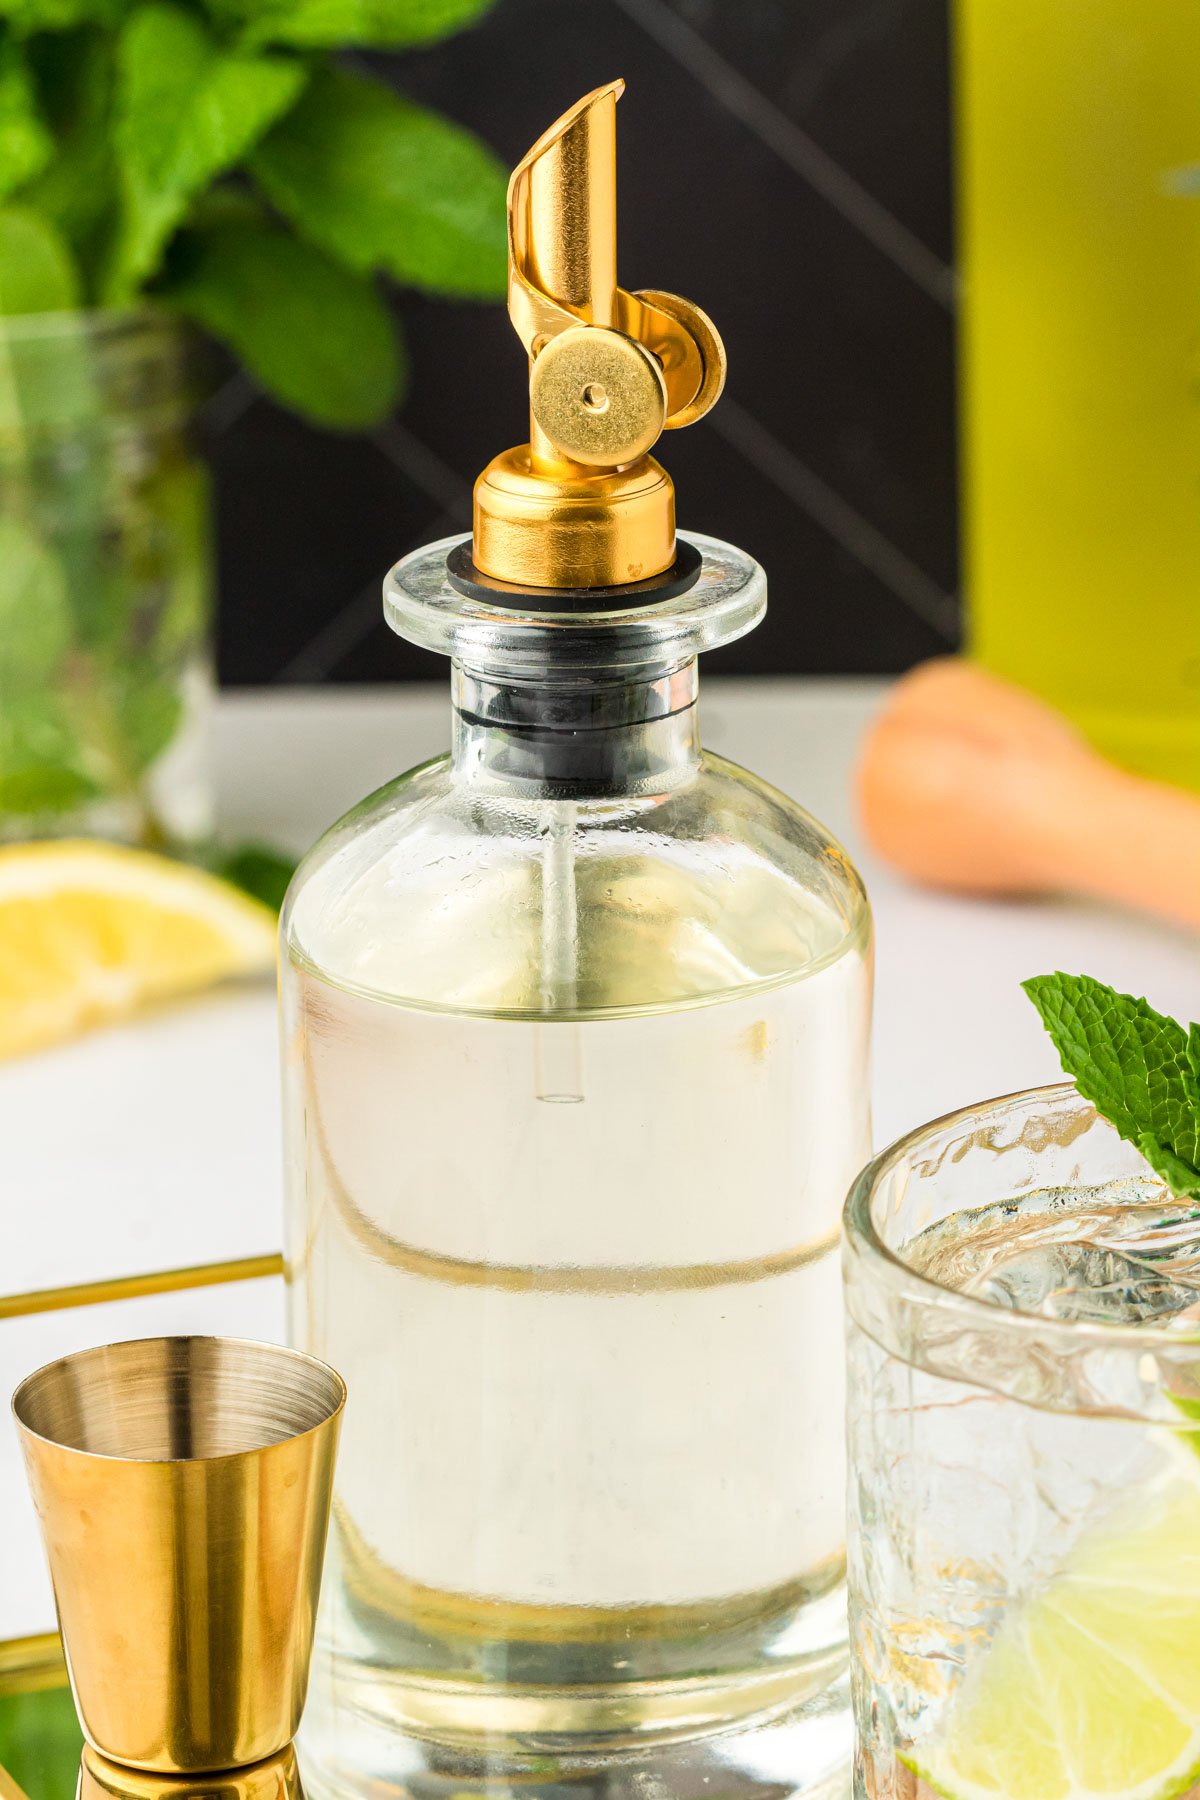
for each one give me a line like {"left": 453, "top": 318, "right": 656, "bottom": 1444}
{"left": 450, "top": 661, "right": 701, "bottom": 795}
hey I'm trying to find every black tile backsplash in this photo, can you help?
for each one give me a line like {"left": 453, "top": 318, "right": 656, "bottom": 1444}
{"left": 213, "top": 0, "right": 957, "bottom": 685}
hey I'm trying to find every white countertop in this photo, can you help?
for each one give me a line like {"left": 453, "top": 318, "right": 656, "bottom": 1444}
{"left": 3, "top": 676, "right": 1198, "bottom": 1639}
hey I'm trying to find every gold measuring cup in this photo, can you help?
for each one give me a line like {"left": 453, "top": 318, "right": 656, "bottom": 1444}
{"left": 12, "top": 1336, "right": 344, "bottom": 1779}
{"left": 75, "top": 1746, "right": 302, "bottom": 1800}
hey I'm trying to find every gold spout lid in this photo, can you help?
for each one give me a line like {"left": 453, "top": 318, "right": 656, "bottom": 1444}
{"left": 471, "top": 80, "right": 726, "bottom": 592}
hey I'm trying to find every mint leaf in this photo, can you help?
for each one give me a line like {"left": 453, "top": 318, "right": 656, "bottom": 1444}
{"left": 211, "top": 842, "right": 295, "bottom": 911}
{"left": 0, "top": 514, "right": 71, "bottom": 689}
{"left": 0, "top": 767, "right": 90, "bottom": 815}
{"left": 141, "top": 454, "right": 211, "bottom": 658}
{"left": 0, "top": 39, "right": 52, "bottom": 199}
{"left": 1139, "top": 1134, "right": 1200, "bottom": 1201}
{"left": 165, "top": 214, "right": 405, "bottom": 428}
{"left": 0, "top": 203, "right": 79, "bottom": 312}
{"left": 0, "top": 0, "right": 126, "bottom": 28}
{"left": 0, "top": 313, "right": 103, "bottom": 555}
{"left": 0, "top": 520, "right": 94, "bottom": 819}
{"left": 0, "top": 685, "right": 99, "bottom": 818}
{"left": 21, "top": 32, "right": 118, "bottom": 294}
{"left": 237, "top": 0, "right": 495, "bottom": 49}
{"left": 1024, "top": 972, "right": 1200, "bottom": 1197}
{"left": 251, "top": 66, "right": 506, "bottom": 299}
{"left": 108, "top": 2, "right": 306, "bottom": 300}
{"left": 113, "top": 661, "right": 184, "bottom": 771}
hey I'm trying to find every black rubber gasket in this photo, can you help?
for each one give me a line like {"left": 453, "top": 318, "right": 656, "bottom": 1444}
{"left": 445, "top": 539, "right": 703, "bottom": 614}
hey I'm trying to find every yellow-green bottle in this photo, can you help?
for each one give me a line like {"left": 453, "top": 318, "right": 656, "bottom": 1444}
{"left": 957, "top": 0, "right": 1200, "bottom": 791}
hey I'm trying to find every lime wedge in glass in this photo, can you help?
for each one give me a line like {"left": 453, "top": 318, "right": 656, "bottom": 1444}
{"left": 914, "top": 1457, "right": 1200, "bottom": 1800}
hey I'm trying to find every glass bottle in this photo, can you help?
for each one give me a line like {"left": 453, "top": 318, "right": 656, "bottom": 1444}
{"left": 281, "top": 81, "right": 873, "bottom": 1798}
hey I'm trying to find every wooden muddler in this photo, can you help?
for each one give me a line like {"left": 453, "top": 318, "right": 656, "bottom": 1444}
{"left": 856, "top": 658, "right": 1200, "bottom": 932}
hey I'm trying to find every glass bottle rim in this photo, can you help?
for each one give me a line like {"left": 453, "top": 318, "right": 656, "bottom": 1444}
{"left": 383, "top": 529, "right": 766, "bottom": 677}
{"left": 843, "top": 1080, "right": 1199, "bottom": 1355}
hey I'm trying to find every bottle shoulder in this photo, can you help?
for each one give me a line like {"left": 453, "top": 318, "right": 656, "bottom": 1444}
{"left": 283, "top": 749, "right": 871, "bottom": 1016}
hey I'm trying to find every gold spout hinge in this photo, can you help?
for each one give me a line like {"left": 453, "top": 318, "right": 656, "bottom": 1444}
{"left": 472, "top": 80, "right": 726, "bottom": 591}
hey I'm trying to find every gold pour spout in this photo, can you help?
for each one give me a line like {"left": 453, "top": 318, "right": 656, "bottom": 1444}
{"left": 509, "top": 80, "right": 621, "bottom": 343}
{"left": 472, "top": 81, "right": 727, "bottom": 590}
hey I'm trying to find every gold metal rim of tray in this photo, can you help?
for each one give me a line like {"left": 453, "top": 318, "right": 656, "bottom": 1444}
{"left": 0, "top": 1633, "right": 66, "bottom": 1699}
{"left": 0, "top": 1251, "right": 284, "bottom": 1322}
{"left": 0, "top": 1629, "right": 65, "bottom": 1800}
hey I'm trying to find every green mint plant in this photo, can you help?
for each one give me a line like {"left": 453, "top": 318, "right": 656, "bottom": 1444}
{"left": 0, "top": 0, "right": 507, "bottom": 424}
{"left": 0, "top": 0, "right": 505, "bottom": 849}
{"left": 1024, "top": 972, "right": 1200, "bottom": 1199}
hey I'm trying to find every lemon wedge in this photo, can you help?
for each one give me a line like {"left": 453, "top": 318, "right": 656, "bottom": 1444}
{"left": 0, "top": 839, "right": 277, "bottom": 1058}
{"left": 915, "top": 1455, "right": 1200, "bottom": 1800}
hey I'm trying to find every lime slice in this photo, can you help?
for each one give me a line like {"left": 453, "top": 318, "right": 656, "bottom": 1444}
{"left": 915, "top": 1459, "right": 1200, "bottom": 1800}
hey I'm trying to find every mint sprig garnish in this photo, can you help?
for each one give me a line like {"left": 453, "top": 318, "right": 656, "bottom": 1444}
{"left": 1023, "top": 973, "right": 1200, "bottom": 1199}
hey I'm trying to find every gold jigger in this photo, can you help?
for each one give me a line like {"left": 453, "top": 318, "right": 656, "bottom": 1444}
{"left": 12, "top": 1337, "right": 344, "bottom": 1791}
{"left": 77, "top": 1747, "right": 301, "bottom": 1800}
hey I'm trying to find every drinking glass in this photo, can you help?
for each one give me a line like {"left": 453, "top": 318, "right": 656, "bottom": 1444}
{"left": 844, "top": 1084, "right": 1200, "bottom": 1800}
{"left": 0, "top": 310, "right": 213, "bottom": 846}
